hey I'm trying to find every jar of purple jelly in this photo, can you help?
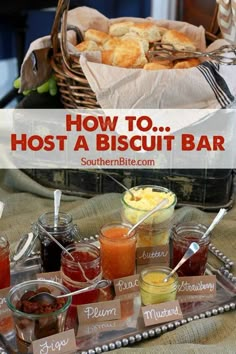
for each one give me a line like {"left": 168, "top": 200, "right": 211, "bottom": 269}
{"left": 33, "top": 212, "right": 79, "bottom": 272}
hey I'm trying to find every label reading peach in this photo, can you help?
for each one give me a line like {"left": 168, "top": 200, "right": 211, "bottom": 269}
{"left": 32, "top": 329, "right": 77, "bottom": 354}
{"left": 113, "top": 274, "right": 139, "bottom": 295}
{"left": 141, "top": 300, "right": 183, "bottom": 327}
{"left": 36, "top": 271, "right": 62, "bottom": 283}
{"left": 77, "top": 299, "right": 121, "bottom": 324}
{"left": 177, "top": 275, "right": 216, "bottom": 295}
{"left": 136, "top": 245, "right": 169, "bottom": 265}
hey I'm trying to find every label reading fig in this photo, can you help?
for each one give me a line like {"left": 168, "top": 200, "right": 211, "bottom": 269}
{"left": 32, "top": 329, "right": 77, "bottom": 354}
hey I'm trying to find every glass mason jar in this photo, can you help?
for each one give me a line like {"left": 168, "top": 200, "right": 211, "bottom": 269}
{"left": 121, "top": 185, "right": 177, "bottom": 247}
{"left": 0, "top": 235, "right": 10, "bottom": 289}
{"left": 139, "top": 266, "right": 178, "bottom": 305}
{"left": 33, "top": 212, "right": 79, "bottom": 272}
{"left": 61, "top": 243, "right": 101, "bottom": 305}
{"left": 6, "top": 279, "right": 71, "bottom": 354}
{"left": 99, "top": 222, "right": 136, "bottom": 280}
{"left": 171, "top": 222, "right": 210, "bottom": 276}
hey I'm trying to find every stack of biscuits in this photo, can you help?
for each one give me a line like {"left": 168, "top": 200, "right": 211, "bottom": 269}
{"left": 75, "top": 21, "right": 201, "bottom": 70}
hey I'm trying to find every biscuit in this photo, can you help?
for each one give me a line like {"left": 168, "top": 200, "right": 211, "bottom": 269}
{"left": 102, "top": 37, "right": 122, "bottom": 50}
{"left": 143, "top": 62, "right": 172, "bottom": 70}
{"left": 157, "top": 26, "right": 169, "bottom": 36}
{"left": 121, "top": 32, "right": 149, "bottom": 53}
{"left": 109, "top": 21, "right": 134, "bottom": 37}
{"left": 102, "top": 39, "right": 148, "bottom": 68}
{"left": 75, "top": 40, "right": 100, "bottom": 52}
{"left": 84, "top": 29, "right": 110, "bottom": 44}
{"left": 129, "top": 22, "right": 162, "bottom": 42}
{"left": 162, "top": 30, "right": 196, "bottom": 51}
{"left": 173, "top": 58, "right": 200, "bottom": 69}
{"left": 101, "top": 50, "right": 114, "bottom": 66}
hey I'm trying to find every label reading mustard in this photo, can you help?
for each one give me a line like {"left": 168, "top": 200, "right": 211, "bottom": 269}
{"left": 142, "top": 300, "right": 183, "bottom": 326}
{"left": 139, "top": 266, "right": 178, "bottom": 306}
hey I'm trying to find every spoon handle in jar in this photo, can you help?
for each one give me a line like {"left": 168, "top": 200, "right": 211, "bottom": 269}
{"left": 201, "top": 208, "right": 227, "bottom": 240}
{"left": 38, "top": 224, "right": 74, "bottom": 261}
{"left": 100, "top": 170, "right": 135, "bottom": 200}
{"left": 54, "top": 189, "right": 62, "bottom": 228}
{"left": 0, "top": 201, "right": 4, "bottom": 218}
{"left": 127, "top": 198, "right": 169, "bottom": 235}
{"left": 56, "top": 279, "right": 112, "bottom": 298}
{"left": 164, "top": 242, "right": 200, "bottom": 282}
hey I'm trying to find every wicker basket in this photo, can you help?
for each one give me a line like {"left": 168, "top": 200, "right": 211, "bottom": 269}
{"left": 50, "top": 0, "right": 224, "bottom": 110}
{"left": 50, "top": 0, "right": 100, "bottom": 109}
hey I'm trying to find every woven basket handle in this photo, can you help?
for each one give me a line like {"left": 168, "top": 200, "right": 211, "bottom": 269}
{"left": 51, "top": 0, "right": 70, "bottom": 55}
{"left": 51, "top": 0, "right": 83, "bottom": 72}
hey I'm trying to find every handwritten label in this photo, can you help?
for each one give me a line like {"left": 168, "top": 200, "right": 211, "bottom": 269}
{"left": 0, "top": 296, "right": 7, "bottom": 309}
{"left": 113, "top": 274, "right": 139, "bottom": 296}
{"left": 77, "top": 319, "right": 137, "bottom": 337}
{"left": 0, "top": 288, "right": 10, "bottom": 308}
{"left": 77, "top": 299, "right": 121, "bottom": 324}
{"left": 177, "top": 275, "right": 216, "bottom": 296}
{"left": 141, "top": 300, "right": 183, "bottom": 326}
{"left": 136, "top": 245, "right": 169, "bottom": 265}
{"left": 36, "top": 271, "right": 62, "bottom": 283}
{"left": 0, "top": 287, "right": 11, "bottom": 322}
{"left": 32, "top": 329, "right": 76, "bottom": 354}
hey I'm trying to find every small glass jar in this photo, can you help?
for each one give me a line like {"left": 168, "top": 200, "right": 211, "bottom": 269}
{"left": 33, "top": 212, "right": 79, "bottom": 272}
{"left": 61, "top": 243, "right": 101, "bottom": 305}
{"left": 121, "top": 185, "right": 177, "bottom": 247}
{"left": 171, "top": 222, "right": 210, "bottom": 276}
{"left": 7, "top": 279, "right": 71, "bottom": 354}
{"left": 139, "top": 266, "right": 178, "bottom": 305}
{"left": 99, "top": 222, "right": 136, "bottom": 280}
{"left": 0, "top": 235, "right": 10, "bottom": 289}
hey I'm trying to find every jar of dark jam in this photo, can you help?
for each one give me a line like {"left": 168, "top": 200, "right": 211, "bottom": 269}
{"left": 33, "top": 212, "right": 79, "bottom": 272}
{"left": 171, "top": 223, "right": 210, "bottom": 276}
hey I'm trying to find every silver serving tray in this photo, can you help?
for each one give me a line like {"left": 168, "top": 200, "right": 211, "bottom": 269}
{"left": 2, "top": 242, "right": 236, "bottom": 354}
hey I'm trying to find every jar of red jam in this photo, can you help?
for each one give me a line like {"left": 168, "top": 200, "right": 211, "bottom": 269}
{"left": 61, "top": 243, "right": 101, "bottom": 305}
{"left": 34, "top": 212, "right": 79, "bottom": 272}
{"left": 0, "top": 235, "right": 10, "bottom": 289}
{"left": 171, "top": 222, "right": 210, "bottom": 276}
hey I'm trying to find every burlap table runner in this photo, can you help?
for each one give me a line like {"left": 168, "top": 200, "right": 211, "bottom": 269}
{"left": 0, "top": 169, "right": 235, "bottom": 353}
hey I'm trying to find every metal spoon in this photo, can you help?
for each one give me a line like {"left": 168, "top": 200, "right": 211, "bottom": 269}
{"left": 38, "top": 223, "right": 75, "bottom": 261}
{"left": 201, "top": 208, "right": 227, "bottom": 240}
{"left": 0, "top": 201, "right": 4, "bottom": 218}
{"left": 99, "top": 170, "right": 138, "bottom": 200}
{"left": 54, "top": 189, "right": 62, "bottom": 228}
{"left": 127, "top": 198, "right": 169, "bottom": 235}
{"left": 163, "top": 242, "right": 200, "bottom": 282}
{"left": 29, "top": 279, "right": 112, "bottom": 305}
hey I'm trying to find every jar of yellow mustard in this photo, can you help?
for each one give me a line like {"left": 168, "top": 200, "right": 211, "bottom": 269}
{"left": 139, "top": 266, "right": 178, "bottom": 305}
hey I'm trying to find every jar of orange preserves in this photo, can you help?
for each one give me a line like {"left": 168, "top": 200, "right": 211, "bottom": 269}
{"left": 99, "top": 222, "right": 136, "bottom": 280}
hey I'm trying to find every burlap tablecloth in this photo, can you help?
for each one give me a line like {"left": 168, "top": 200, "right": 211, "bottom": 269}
{"left": 0, "top": 169, "right": 235, "bottom": 353}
